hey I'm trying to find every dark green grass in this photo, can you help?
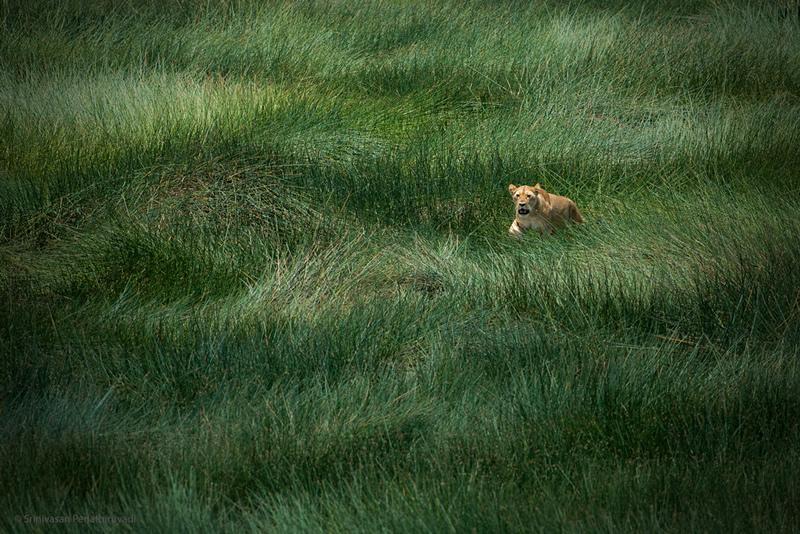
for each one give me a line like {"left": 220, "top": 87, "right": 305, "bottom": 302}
{"left": 2, "top": 0, "right": 800, "bottom": 532}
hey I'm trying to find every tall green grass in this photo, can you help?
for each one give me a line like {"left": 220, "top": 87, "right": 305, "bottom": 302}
{"left": 2, "top": 0, "right": 800, "bottom": 531}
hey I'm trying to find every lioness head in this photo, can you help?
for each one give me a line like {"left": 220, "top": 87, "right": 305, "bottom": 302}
{"left": 509, "top": 183, "right": 544, "bottom": 217}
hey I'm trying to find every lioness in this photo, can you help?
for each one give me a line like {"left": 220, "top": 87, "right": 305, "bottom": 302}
{"left": 508, "top": 183, "right": 583, "bottom": 237}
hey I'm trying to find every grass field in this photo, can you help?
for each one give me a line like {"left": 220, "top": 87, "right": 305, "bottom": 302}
{"left": 2, "top": 0, "right": 800, "bottom": 531}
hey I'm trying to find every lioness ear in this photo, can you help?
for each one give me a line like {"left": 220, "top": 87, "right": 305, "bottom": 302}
{"left": 508, "top": 184, "right": 518, "bottom": 195}
{"left": 534, "top": 183, "right": 541, "bottom": 190}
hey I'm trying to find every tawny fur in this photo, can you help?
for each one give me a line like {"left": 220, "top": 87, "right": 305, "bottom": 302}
{"left": 508, "top": 183, "right": 583, "bottom": 237}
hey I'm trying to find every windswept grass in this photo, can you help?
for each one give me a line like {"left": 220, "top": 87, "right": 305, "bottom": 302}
{"left": 2, "top": 0, "right": 800, "bottom": 532}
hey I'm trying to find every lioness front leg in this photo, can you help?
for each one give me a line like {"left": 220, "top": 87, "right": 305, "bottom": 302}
{"left": 509, "top": 222, "right": 523, "bottom": 237}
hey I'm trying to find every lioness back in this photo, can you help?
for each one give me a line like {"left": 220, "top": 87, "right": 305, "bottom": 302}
{"left": 549, "top": 194, "right": 583, "bottom": 225}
